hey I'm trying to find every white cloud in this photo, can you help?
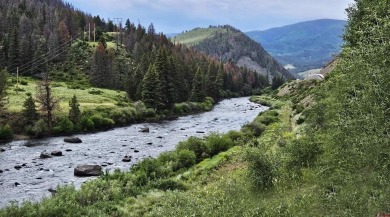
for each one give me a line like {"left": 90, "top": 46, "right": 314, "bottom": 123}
{"left": 66, "top": 0, "right": 354, "bottom": 32}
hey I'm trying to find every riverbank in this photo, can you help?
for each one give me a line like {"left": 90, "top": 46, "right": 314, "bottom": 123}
{"left": 0, "top": 97, "right": 265, "bottom": 209}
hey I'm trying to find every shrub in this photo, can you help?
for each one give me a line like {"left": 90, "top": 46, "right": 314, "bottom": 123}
{"left": 202, "top": 97, "right": 214, "bottom": 111}
{"left": 90, "top": 115, "right": 115, "bottom": 129}
{"left": 143, "top": 108, "right": 156, "bottom": 118}
{"left": 257, "top": 114, "right": 278, "bottom": 126}
{"left": 79, "top": 116, "right": 94, "bottom": 131}
{"left": 20, "top": 80, "right": 28, "bottom": 85}
{"left": 32, "top": 119, "right": 48, "bottom": 137}
{"left": 287, "top": 138, "right": 322, "bottom": 169}
{"left": 0, "top": 124, "right": 13, "bottom": 140}
{"left": 152, "top": 179, "right": 187, "bottom": 191}
{"left": 246, "top": 148, "right": 274, "bottom": 190}
{"left": 206, "top": 133, "right": 234, "bottom": 156}
{"left": 177, "top": 137, "right": 209, "bottom": 162}
{"left": 53, "top": 117, "right": 74, "bottom": 134}
{"left": 88, "top": 89, "right": 103, "bottom": 95}
{"left": 226, "top": 130, "right": 244, "bottom": 142}
{"left": 176, "top": 149, "right": 196, "bottom": 170}
{"left": 243, "top": 122, "right": 266, "bottom": 137}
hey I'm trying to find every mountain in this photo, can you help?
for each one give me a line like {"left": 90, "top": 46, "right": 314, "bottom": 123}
{"left": 246, "top": 19, "right": 346, "bottom": 73}
{"left": 172, "top": 25, "right": 295, "bottom": 80}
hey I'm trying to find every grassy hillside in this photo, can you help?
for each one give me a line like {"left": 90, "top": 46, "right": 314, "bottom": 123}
{"left": 246, "top": 19, "right": 346, "bottom": 73}
{"left": 6, "top": 77, "right": 125, "bottom": 113}
{"left": 172, "top": 27, "right": 227, "bottom": 46}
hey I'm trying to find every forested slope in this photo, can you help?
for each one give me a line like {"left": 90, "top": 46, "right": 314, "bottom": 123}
{"left": 0, "top": 0, "right": 272, "bottom": 138}
{"left": 173, "top": 26, "right": 295, "bottom": 81}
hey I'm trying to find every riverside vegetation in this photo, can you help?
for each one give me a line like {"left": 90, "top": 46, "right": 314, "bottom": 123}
{"left": 0, "top": 0, "right": 279, "bottom": 140}
{"left": 1, "top": 0, "right": 390, "bottom": 216}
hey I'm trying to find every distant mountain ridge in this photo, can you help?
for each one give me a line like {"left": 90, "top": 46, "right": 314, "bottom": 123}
{"left": 173, "top": 25, "right": 295, "bottom": 80}
{"left": 246, "top": 19, "right": 346, "bottom": 73}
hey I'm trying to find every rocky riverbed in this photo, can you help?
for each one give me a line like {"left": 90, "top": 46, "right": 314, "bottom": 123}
{"left": 0, "top": 97, "right": 267, "bottom": 207}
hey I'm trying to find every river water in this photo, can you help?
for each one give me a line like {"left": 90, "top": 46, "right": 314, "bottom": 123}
{"left": 0, "top": 97, "right": 267, "bottom": 207}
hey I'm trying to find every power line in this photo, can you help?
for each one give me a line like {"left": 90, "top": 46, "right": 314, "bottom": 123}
{"left": 13, "top": 33, "right": 81, "bottom": 75}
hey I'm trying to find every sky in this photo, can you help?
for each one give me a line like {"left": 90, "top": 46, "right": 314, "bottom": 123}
{"left": 66, "top": 0, "right": 354, "bottom": 34}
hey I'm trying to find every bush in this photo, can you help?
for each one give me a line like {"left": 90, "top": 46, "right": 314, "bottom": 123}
{"left": 79, "top": 116, "right": 94, "bottom": 131}
{"left": 32, "top": 119, "right": 48, "bottom": 137}
{"left": 152, "top": 179, "right": 187, "bottom": 191}
{"left": 257, "top": 114, "right": 278, "bottom": 126}
{"left": 287, "top": 137, "right": 322, "bottom": 169}
{"left": 243, "top": 122, "right": 266, "bottom": 137}
{"left": 177, "top": 137, "right": 210, "bottom": 162}
{"left": 53, "top": 117, "right": 74, "bottom": 134}
{"left": 143, "top": 108, "right": 156, "bottom": 118}
{"left": 206, "top": 133, "right": 234, "bottom": 156}
{"left": 176, "top": 150, "right": 196, "bottom": 170}
{"left": 226, "top": 130, "right": 244, "bottom": 142}
{"left": 0, "top": 124, "right": 13, "bottom": 140}
{"left": 202, "top": 97, "right": 214, "bottom": 111}
{"left": 246, "top": 148, "right": 274, "bottom": 190}
{"left": 90, "top": 115, "right": 115, "bottom": 129}
{"left": 88, "top": 89, "right": 103, "bottom": 95}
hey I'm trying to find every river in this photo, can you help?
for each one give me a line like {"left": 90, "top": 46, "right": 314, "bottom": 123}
{"left": 0, "top": 97, "right": 267, "bottom": 207}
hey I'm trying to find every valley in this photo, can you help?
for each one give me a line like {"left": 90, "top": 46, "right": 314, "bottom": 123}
{"left": 1, "top": 0, "right": 389, "bottom": 216}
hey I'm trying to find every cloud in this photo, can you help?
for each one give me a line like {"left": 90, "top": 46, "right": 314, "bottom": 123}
{"left": 67, "top": 0, "right": 354, "bottom": 32}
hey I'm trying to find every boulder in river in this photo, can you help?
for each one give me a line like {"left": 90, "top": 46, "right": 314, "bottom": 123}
{"left": 139, "top": 127, "right": 149, "bottom": 133}
{"left": 0, "top": 148, "right": 5, "bottom": 152}
{"left": 14, "top": 165, "right": 22, "bottom": 170}
{"left": 40, "top": 152, "right": 52, "bottom": 159}
{"left": 51, "top": 151, "right": 63, "bottom": 156}
{"left": 74, "top": 165, "right": 102, "bottom": 177}
{"left": 122, "top": 156, "right": 132, "bottom": 162}
{"left": 196, "top": 131, "right": 205, "bottom": 134}
{"left": 64, "top": 137, "right": 82, "bottom": 143}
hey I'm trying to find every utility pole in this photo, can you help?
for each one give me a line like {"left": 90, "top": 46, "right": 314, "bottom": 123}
{"left": 16, "top": 67, "right": 19, "bottom": 95}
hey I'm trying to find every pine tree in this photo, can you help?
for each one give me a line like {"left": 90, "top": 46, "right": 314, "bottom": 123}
{"left": 22, "top": 93, "right": 38, "bottom": 126}
{"left": 36, "top": 79, "right": 60, "bottom": 132}
{"left": 68, "top": 94, "right": 81, "bottom": 125}
{"left": 155, "top": 47, "right": 176, "bottom": 109}
{"left": 190, "top": 67, "right": 205, "bottom": 102}
{"left": 142, "top": 64, "right": 163, "bottom": 110}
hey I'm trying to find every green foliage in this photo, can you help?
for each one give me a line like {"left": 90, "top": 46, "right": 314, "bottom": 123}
{"left": 246, "top": 148, "right": 275, "bottom": 190}
{"left": 0, "top": 124, "right": 13, "bottom": 140}
{"left": 79, "top": 116, "right": 95, "bottom": 131}
{"left": 206, "top": 133, "right": 234, "bottom": 156}
{"left": 88, "top": 89, "right": 104, "bottom": 95}
{"left": 177, "top": 137, "right": 210, "bottom": 162}
{"left": 151, "top": 179, "right": 187, "bottom": 191}
{"left": 53, "top": 117, "right": 74, "bottom": 134}
{"left": 190, "top": 67, "right": 205, "bottom": 102}
{"left": 31, "top": 119, "right": 48, "bottom": 137}
{"left": 176, "top": 149, "right": 197, "bottom": 169}
{"left": 242, "top": 122, "right": 266, "bottom": 137}
{"left": 22, "top": 93, "right": 38, "bottom": 126}
{"left": 287, "top": 137, "right": 322, "bottom": 169}
{"left": 142, "top": 64, "right": 163, "bottom": 110}
{"left": 90, "top": 115, "right": 114, "bottom": 129}
{"left": 68, "top": 94, "right": 81, "bottom": 125}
